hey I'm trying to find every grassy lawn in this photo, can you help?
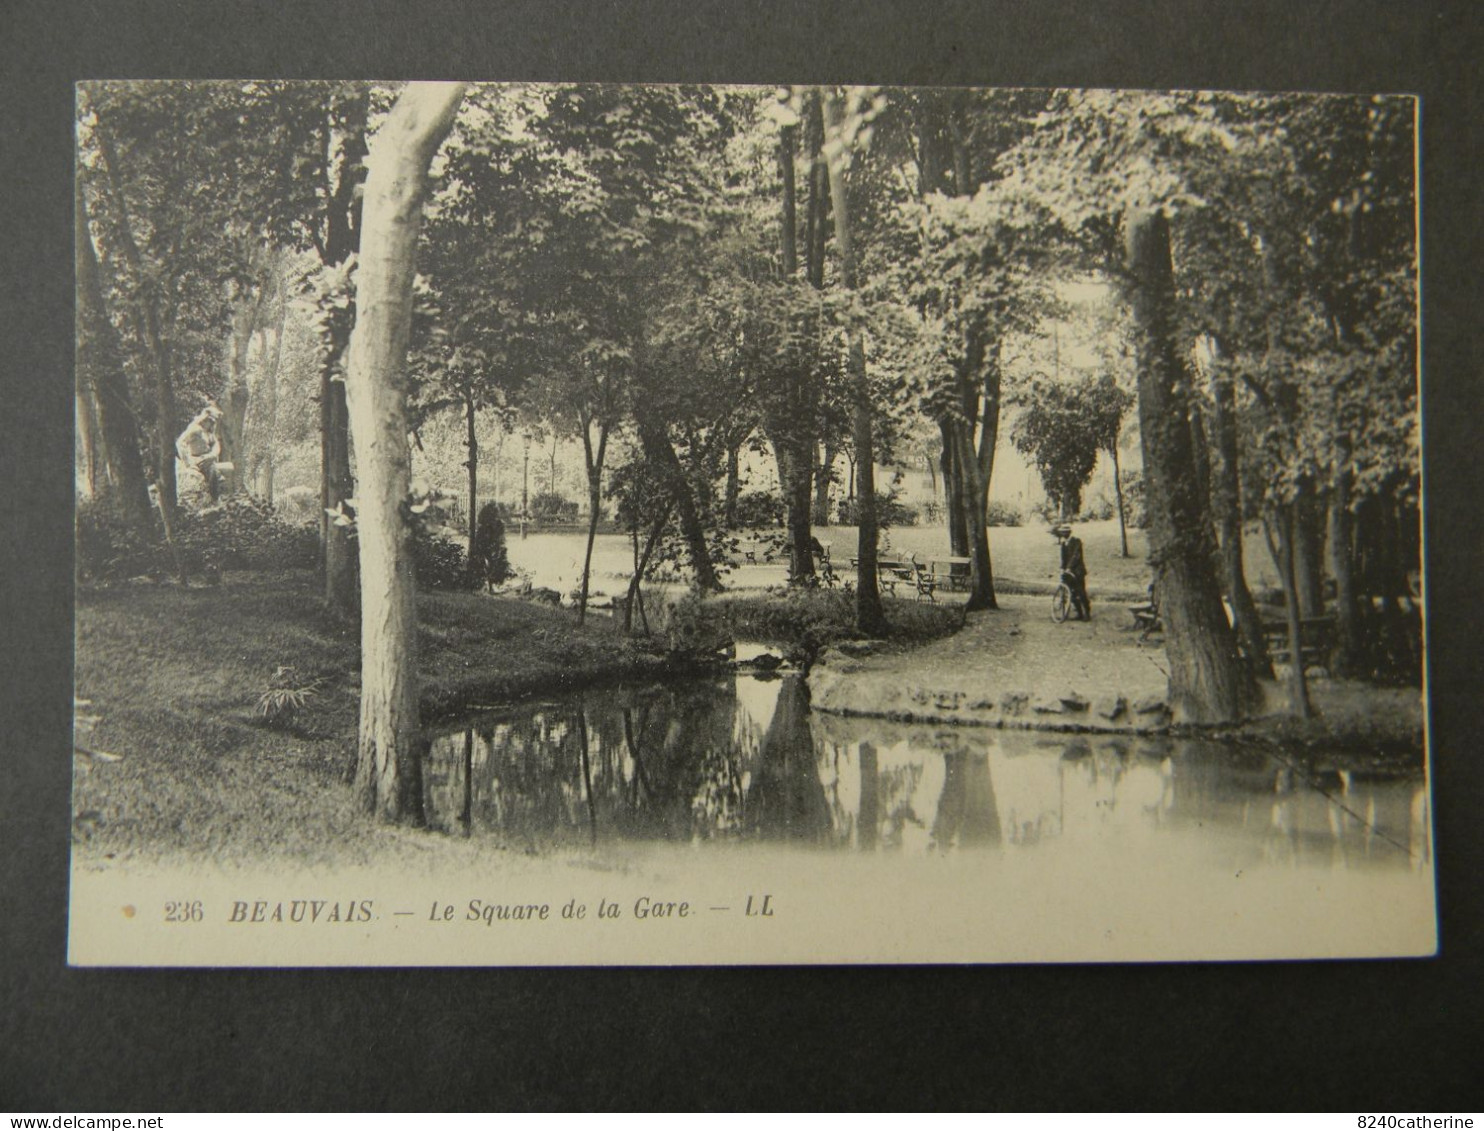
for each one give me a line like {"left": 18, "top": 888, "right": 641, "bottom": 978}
{"left": 71, "top": 567, "right": 964, "bottom": 865}
{"left": 72, "top": 569, "right": 681, "bottom": 865}
{"left": 817, "top": 517, "right": 1286, "bottom": 600}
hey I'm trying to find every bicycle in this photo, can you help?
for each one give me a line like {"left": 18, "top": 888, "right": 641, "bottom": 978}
{"left": 1051, "top": 569, "right": 1077, "bottom": 623}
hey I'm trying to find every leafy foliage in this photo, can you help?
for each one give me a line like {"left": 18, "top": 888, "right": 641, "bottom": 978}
{"left": 733, "top": 490, "right": 786, "bottom": 529}
{"left": 411, "top": 528, "right": 477, "bottom": 592}
{"left": 1010, "top": 375, "right": 1122, "bottom": 520}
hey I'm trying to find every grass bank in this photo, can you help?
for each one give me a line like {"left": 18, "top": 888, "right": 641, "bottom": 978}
{"left": 699, "top": 586, "right": 964, "bottom": 660}
{"left": 71, "top": 570, "right": 962, "bottom": 865}
{"left": 72, "top": 569, "right": 690, "bottom": 865}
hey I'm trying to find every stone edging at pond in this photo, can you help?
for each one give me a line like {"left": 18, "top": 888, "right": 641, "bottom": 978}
{"left": 807, "top": 644, "right": 1176, "bottom": 735}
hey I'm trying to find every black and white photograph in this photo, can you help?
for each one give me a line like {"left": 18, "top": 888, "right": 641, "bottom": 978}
{"left": 67, "top": 79, "right": 1431, "bottom": 966}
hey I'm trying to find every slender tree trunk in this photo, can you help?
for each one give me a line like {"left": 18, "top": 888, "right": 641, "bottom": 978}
{"left": 1208, "top": 361, "right": 1274, "bottom": 679}
{"left": 1291, "top": 487, "right": 1326, "bottom": 618}
{"left": 783, "top": 435, "right": 816, "bottom": 584}
{"left": 775, "top": 117, "right": 815, "bottom": 584}
{"left": 813, "top": 441, "right": 835, "bottom": 525}
{"left": 636, "top": 412, "right": 721, "bottom": 591}
{"left": 76, "top": 178, "right": 154, "bottom": 534}
{"left": 1265, "top": 508, "right": 1313, "bottom": 718}
{"left": 577, "top": 418, "right": 609, "bottom": 624}
{"left": 219, "top": 275, "right": 265, "bottom": 496}
{"left": 823, "top": 90, "right": 887, "bottom": 636}
{"left": 1328, "top": 467, "right": 1360, "bottom": 675}
{"left": 1124, "top": 210, "right": 1252, "bottom": 724}
{"left": 464, "top": 386, "right": 479, "bottom": 579}
{"left": 253, "top": 293, "right": 287, "bottom": 503}
{"left": 324, "top": 377, "right": 356, "bottom": 610}
{"left": 76, "top": 387, "right": 101, "bottom": 500}
{"left": 724, "top": 438, "right": 741, "bottom": 528}
{"left": 1110, "top": 444, "right": 1129, "bottom": 558}
{"left": 623, "top": 510, "right": 670, "bottom": 633}
{"left": 345, "top": 81, "right": 466, "bottom": 824}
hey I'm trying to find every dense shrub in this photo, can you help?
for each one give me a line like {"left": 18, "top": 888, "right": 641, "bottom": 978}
{"left": 1118, "top": 470, "right": 1148, "bottom": 530}
{"left": 1077, "top": 497, "right": 1116, "bottom": 522}
{"left": 733, "top": 489, "right": 785, "bottom": 529}
{"left": 174, "top": 496, "right": 318, "bottom": 572}
{"left": 469, "top": 504, "right": 511, "bottom": 588}
{"left": 77, "top": 495, "right": 317, "bottom": 581}
{"left": 530, "top": 491, "right": 578, "bottom": 523}
{"left": 412, "top": 527, "right": 477, "bottom": 591}
{"left": 76, "top": 499, "right": 161, "bottom": 580}
{"left": 985, "top": 499, "right": 1023, "bottom": 527}
{"left": 1028, "top": 497, "right": 1061, "bottom": 524}
{"left": 837, "top": 492, "right": 918, "bottom": 528}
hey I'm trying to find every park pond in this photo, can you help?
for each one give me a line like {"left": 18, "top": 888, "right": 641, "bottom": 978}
{"left": 423, "top": 668, "right": 1431, "bottom": 874}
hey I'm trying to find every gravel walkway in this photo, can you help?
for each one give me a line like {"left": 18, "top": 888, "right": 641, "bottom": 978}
{"left": 810, "top": 591, "right": 1175, "bottom": 732}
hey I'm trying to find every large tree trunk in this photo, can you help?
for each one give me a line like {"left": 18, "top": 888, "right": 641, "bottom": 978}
{"left": 1124, "top": 210, "right": 1252, "bottom": 724}
{"left": 940, "top": 419, "right": 968, "bottom": 556}
{"left": 90, "top": 111, "right": 180, "bottom": 521}
{"left": 344, "top": 81, "right": 466, "bottom": 824}
{"left": 1208, "top": 362, "right": 1274, "bottom": 679}
{"left": 824, "top": 90, "right": 887, "bottom": 636}
{"left": 956, "top": 427, "right": 997, "bottom": 611}
{"left": 964, "top": 340, "right": 1002, "bottom": 611}
{"left": 76, "top": 178, "right": 154, "bottom": 534}
{"left": 319, "top": 89, "right": 370, "bottom": 616}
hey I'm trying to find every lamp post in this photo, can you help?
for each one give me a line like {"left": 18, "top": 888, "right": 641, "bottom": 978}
{"left": 521, "top": 433, "right": 530, "bottom": 540}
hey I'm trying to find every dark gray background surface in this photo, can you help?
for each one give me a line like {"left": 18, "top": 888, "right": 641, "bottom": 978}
{"left": 3, "top": 0, "right": 1481, "bottom": 1110}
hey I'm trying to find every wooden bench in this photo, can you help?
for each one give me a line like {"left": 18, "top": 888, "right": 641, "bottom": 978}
{"left": 1261, "top": 615, "right": 1335, "bottom": 668}
{"left": 1129, "top": 602, "right": 1161, "bottom": 641}
{"left": 929, "top": 556, "right": 972, "bottom": 592}
{"left": 736, "top": 537, "right": 779, "bottom": 566}
{"left": 849, "top": 557, "right": 937, "bottom": 601}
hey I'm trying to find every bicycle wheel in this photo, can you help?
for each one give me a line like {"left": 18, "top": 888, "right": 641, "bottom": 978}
{"left": 1051, "top": 584, "right": 1072, "bottom": 623}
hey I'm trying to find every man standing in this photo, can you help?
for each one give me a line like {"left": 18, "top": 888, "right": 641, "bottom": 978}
{"left": 1053, "top": 523, "right": 1090, "bottom": 620}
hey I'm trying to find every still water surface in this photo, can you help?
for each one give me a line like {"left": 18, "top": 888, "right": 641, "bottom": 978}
{"left": 424, "top": 672, "right": 1429, "bottom": 874}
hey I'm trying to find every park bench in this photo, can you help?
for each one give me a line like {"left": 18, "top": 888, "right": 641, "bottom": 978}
{"left": 849, "top": 555, "right": 937, "bottom": 601}
{"left": 736, "top": 537, "right": 779, "bottom": 566}
{"left": 928, "top": 556, "right": 972, "bottom": 592}
{"left": 813, "top": 544, "right": 838, "bottom": 587}
{"left": 1129, "top": 586, "right": 1161, "bottom": 641}
{"left": 1261, "top": 614, "right": 1335, "bottom": 668}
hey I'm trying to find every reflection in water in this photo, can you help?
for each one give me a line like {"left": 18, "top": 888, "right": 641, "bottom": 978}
{"left": 422, "top": 674, "right": 1428, "bottom": 870}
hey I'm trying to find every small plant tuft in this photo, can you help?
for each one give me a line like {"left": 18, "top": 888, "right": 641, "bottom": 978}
{"left": 256, "top": 665, "right": 322, "bottom": 727}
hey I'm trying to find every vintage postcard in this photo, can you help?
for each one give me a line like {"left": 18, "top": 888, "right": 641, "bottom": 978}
{"left": 70, "top": 81, "right": 1431, "bottom": 966}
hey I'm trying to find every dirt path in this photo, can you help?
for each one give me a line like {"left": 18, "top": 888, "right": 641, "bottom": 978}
{"left": 810, "top": 592, "right": 1176, "bottom": 732}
